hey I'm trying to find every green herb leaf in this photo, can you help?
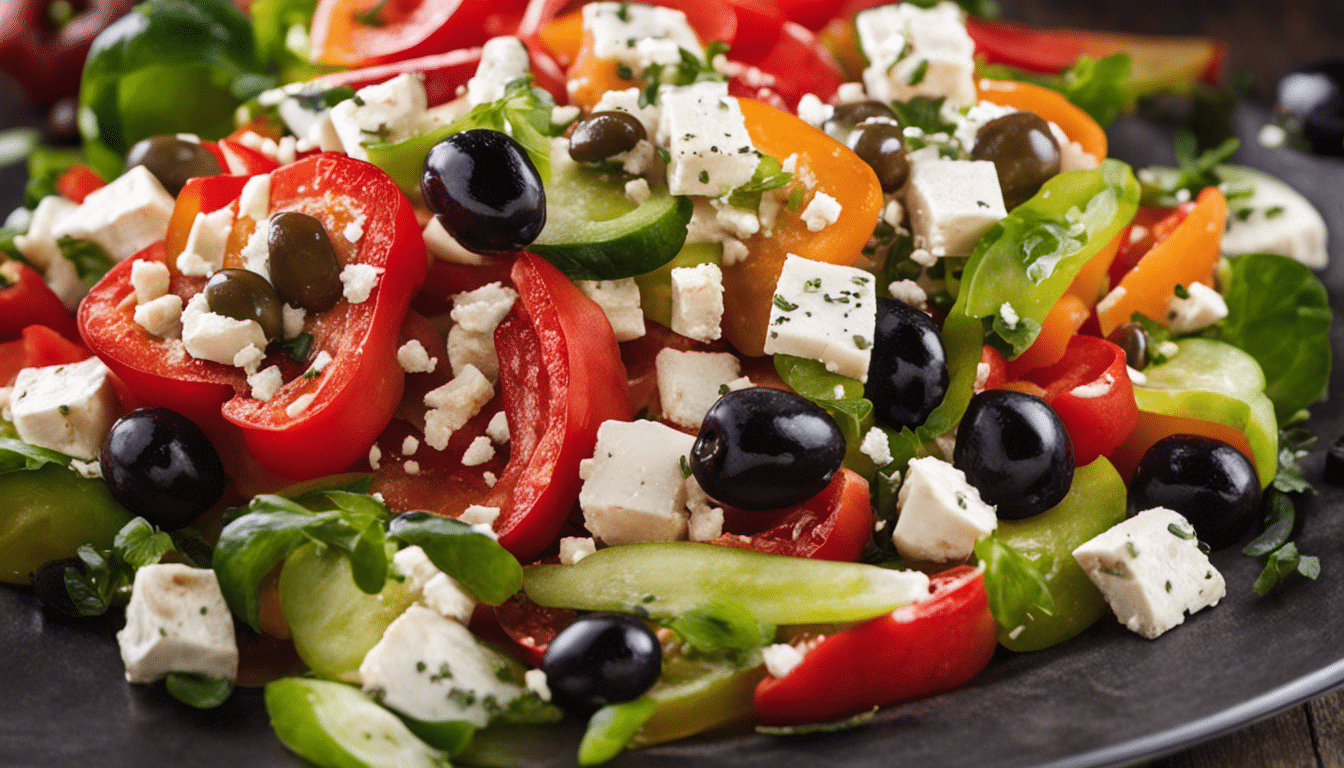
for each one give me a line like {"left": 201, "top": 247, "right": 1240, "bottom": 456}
{"left": 388, "top": 512, "right": 523, "bottom": 604}
{"left": 1140, "top": 132, "right": 1239, "bottom": 206}
{"left": 57, "top": 236, "right": 115, "bottom": 285}
{"left": 665, "top": 600, "right": 773, "bottom": 653}
{"left": 578, "top": 697, "right": 658, "bottom": 766}
{"left": 165, "top": 672, "right": 234, "bottom": 708}
{"left": 888, "top": 96, "right": 956, "bottom": 137}
{"left": 727, "top": 154, "right": 791, "bottom": 210}
{"left": 1252, "top": 541, "right": 1321, "bottom": 596}
{"left": 1243, "top": 489, "right": 1296, "bottom": 558}
{"left": 0, "top": 437, "right": 72, "bottom": 475}
{"left": 974, "top": 533, "right": 1056, "bottom": 633}
{"left": 272, "top": 332, "right": 314, "bottom": 364}
{"left": 24, "top": 146, "right": 83, "bottom": 208}
{"left": 114, "top": 518, "right": 175, "bottom": 570}
{"left": 756, "top": 707, "right": 878, "bottom": 735}
{"left": 1273, "top": 418, "right": 1316, "bottom": 495}
{"left": 979, "top": 54, "right": 1131, "bottom": 128}
{"left": 212, "top": 496, "right": 324, "bottom": 630}
{"left": 982, "top": 313, "right": 1042, "bottom": 360}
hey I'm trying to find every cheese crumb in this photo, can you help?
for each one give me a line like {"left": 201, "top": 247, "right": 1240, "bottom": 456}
{"left": 340, "top": 263, "right": 383, "bottom": 303}
{"left": 397, "top": 339, "right": 438, "bottom": 374}
{"left": 462, "top": 436, "right": 495, "bottom": 467}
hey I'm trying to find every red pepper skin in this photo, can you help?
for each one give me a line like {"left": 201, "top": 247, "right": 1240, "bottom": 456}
{"left": 0, "top": 0, "right": 134, "bottom": 105}
{"left": 55, "top": 165, "right": 107, "bottom": 204}
{"left": 714, "top": 468, "right": 873, "bottom": 562}
{"left": 81, "top": 155, "right": 427, "bottom": 480}
{"left": 726, "top": 20, "right": 845, "bottom": 110}
{"left": 0, "top": 264, "right": 80, "bottom": 342}
{"left": 164, "top": 175, "right": 251, "bottom": 263}
{"left": 977, "top": 344, "right": 1009, "bottom": 393}
{"left": 486, "top": 591, "right": 578, "bottom": 668}
{"left": 1, "top": 324, "right": 91, "bottom": 386}
{"left": 753, "top": 565, "right": 997, "bottom": 726}
{"left": 1018, "top": 334, "right": 1139, "bottom": 466}
{"left": 309, "top": 0, "right": 528, "bottom": 69}
{"left": 217, "top": 139, "right": 282, "bottom": 176}
{"left": 486, "top": 252, "right": 632, "bottom": 562}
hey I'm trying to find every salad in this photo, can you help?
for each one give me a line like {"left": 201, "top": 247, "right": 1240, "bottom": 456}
{"left": 0, "top": 0, "right": 1336, "bottom": 766}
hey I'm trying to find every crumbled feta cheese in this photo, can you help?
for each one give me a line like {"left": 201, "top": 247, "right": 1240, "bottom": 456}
{"left": 486, "top": 411, "right": 510, "bottom": 444}
{"left": 888, "top": 279, "right": 927, "bottom": 307}
{"left": 795, "top": 93, "right": 834, "bottom": 129}
{"left": 117, "top": 564, "right": 238, "bottom": 684}
{"left": 175, "top": 207, "right": 235, "bottom": 278}
{"left": 133, "top": 294, "right": 184, "bottom": 339}
{"left": 460, "top": 505, "right": 500, "bottom": 529}
{"left": 998, "top": 301, "right": 1019, "bottom": 329}
{"left": 397, "top": 339, "right": 439, "bottom": 374}
{"left": 369, "top": 443, "right": 382, "bottom": 470}
{"left": 448, "top": 325, "right": 499, "bottom": 382}
{"left": 282, "top": 304, "right": 306, "bottom": 338}
{"left": 625, "top": 177, "right": 652, "bottom": 205}
{"left": 559, "top": 537, "right": 597, "bottom": 566}
{"left": 684, "top": 476, "right": 724, "bottom": 542}
{"left": 10, "top": 358, "right": 120, "bottom": 460}
{"left": 800, "top": 191, "right": 843, "bottom": 232}
{"left": 591, "top": 88, "right": 661, "bottom": 142}
{"left": 1073, "top": 507, "right": 1226, "bottom": 639}
{"left": 952, "top": 101, "right": 1018, "bottom": 156}
{"left": 461, "top": 436, "right": 495, "bottom": 467}
{"left": 70, "top": 459, "right": 102, "bottom": 479}
{"left": 669, "top": 262, "right": 724, "bottom": 342}
{"left": 130, "top": 259, "right": 170, "bottom": 304}
{"left": 856, "top": 2, "right": 977, "bottom": 109}
{"left": 579, "top": 419, "right": 695, "bottom": 545}
{"left": 657, "top": 82, "right": 758, "bottom": 197}
{"left": 329, "top": 74, "right": 428, "bottom": 161}
{"left": 239, "top": 218, "right": 271, "bottom": 283}
{"left": 1165, "top": 282, "right": 1228, "bottom": 333}
{"left": 402, "top": 435, "right": 420, "bottom": 456}
{"left": 577, "top": 278, "right": 646, "bottom": 342}
{"left": 1047, "top": 121, "right": 1099, "bottom": 172}
{"left": 248, "top": 365, "right": 284, "bottom": 401}
{"left": 583, "top": 2, "right": 702, "bottom": 74}
{"left": 238, "top": 173, "right": 271, "bottom": 223}
{"left": 423, "top": 216, "right": 487, "bottom": 264}
{"left": 451, "top": 283, "right": 518, "bottom": 333}
{"left": 423, "top": 365, "right": 495, "bottom": 450}
{"left": 525, "top": 669, "right": 552, "bottom": 702}
{"left": 181, "top": 294, "right": 268, "bottom": 366}
{"left": 721, "top": 237, "right": 750, "bottom": 266}
{"left": 340, "top": 263, "right": 383, "bottom": 303}
{"left": 1157, "top": 340, "right": 1180, "bottom": 360}
{"left": 860, "top": 427, "right": 893, "bottom": 466}
{"left": 904, "top": 157, "right": 1007, "bottom": 257}
{"left": 404, "top": 460, "right": 421, "bottom": 475}
{"left": 467, "top": 36, "right": 531, "bottom": 106}
{"left": 762, "top": 643, "right": 806, "bottom": 679}
{"left": 233, "top": 344, "right": 265, "bottom": 374}
{"left": 892, "top": 456, "right": 997, "bottom": 562}
{"left": 654, "top": 348, "right": 742, "bottom": 429}
{"left": 763, "top": 254, "right": 877, "bottom": 381}
{"left": 392, "top": 546, "right": 477, "bottom": 625}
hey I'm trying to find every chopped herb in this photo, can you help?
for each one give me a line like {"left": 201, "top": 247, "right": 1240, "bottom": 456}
{"left": 1174, "top": 283, "right": 1190, "bottom": 299}
{"left": 616, "top": 63, "right": 634, "bottom": 80}
{"left": 1265, "top": 205, "right": 1285, "bottom": 219}
{"left": 786, "top": 185, "right": 805, "bottom": 210}
{"left": 852, "top": 335, "right": 870, "bottom": 350}
{"left": 803, "top": 278, "right": 822, "bottom": 293}
{"left": 58, "top": 404, "right": 69, "bottom": 415}
{"left": 698, "top": 170, "right": 710, "bottom": 184}
{"left": 272, "top": 332, "right": 314, "bottom": 364}
{"left": 773, "top": 295, "right": 798, "bottom": 312}
{"left": 1125, "top": 541, "right": 1139, "bottom": 558}
{"left": 352, "top": 0, "right": 389, "bottom": 27}
{"left": 906, "top": 59, "right": 929, "bottom": 86}
{"left": 1165, "top": 580, "right": 1172, "bottom": 593}
{"left": 679, "top": 454, "right": 691, "bottom": 479}
{"left": 718, "top": 383, "right": 731, "bottom": 395}
{"left": 656, "top": 146, "right": 671, "bottom": 164}
{"left": 1168, "top": 524, "right": 1195, "bottom": 540}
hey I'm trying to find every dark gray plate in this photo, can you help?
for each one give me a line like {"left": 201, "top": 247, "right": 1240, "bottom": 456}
{"left": 2, "top": 49, "right": 1343, "bottom": 768}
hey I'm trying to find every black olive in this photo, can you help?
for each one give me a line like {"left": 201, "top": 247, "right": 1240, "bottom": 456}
{"left": 953, "top": 389, "right": 1074, "bottom": 520}
{"left": 971, "top": 112, "right": 1061, "bottom": 210}
{"left": 203, "top": 268, "right": 284, "bottom": 340}
{"left": 123, "top": 135, "right": 223, "bottom": 197}
{"left": 30, "top": 557, "right": 87, "bottom": 617}
{"left": 569, "top": 111, "right": 647, "bottom": 163}
{"left": 865, "top": 298, "right": 948, "bottom": 430}
{"left": 421, "top": 129, "right": 547, "bottom": 254}
{"left": 847, "top": 120, "right": 909, "bottom": 193}
{"left": 268, "top": 211, "right": 343, "bottom": 314}
{"left": 1106, "top": 322, "right": 1149, "bottom": 370}
{"left": 824, "top": 100, "right": 896, "bottom": 136}
{"left": 1129, "top": 435, "right": 1261, "bottom": 550}
{"left": 100, "top": 407, "right": 228, "bottom": 531}
{"left": 690, "top": 387, "right": 845, "bottom": 511}
{"left": 1275, "top": 60, "right": 1344, "bottom": 156}
{"left": 542, "top": 612, "right": 661, "bottom": 713}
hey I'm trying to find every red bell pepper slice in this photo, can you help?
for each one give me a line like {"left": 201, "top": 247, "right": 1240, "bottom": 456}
{"left": 217, "top": 139, "right": 282, "bottom": 177}
{"left": 1, "top": 324, "right": 91, "bottom": 386}
{"left": 725, "top": 20, "right": 845, "bottom": 110}
{"left": 753, "top": 565, "right": 997, "bottom": 726}
{"left": 80, "top": 154, "right": 427, "bottom": 480}
{"left": 713, "top": 467, "right": 873, "bottom": 562}
{"left": 1016, "top": 334, "right": 1139, "bottom": 466}
{"left": 0, "top": 262, "right": 80, "bottom": 342}
{"left": 485, "top": 253, "right": 633, "bottom": 561}
{"left": 55, "top": 164, "right": 106, "bottom": 204}
{"left": 309, "top": 0, "right": 528, "bottom": 68}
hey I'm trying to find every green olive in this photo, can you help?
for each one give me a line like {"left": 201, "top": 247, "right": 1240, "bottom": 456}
{"left": 847, "top": 120, "right": 909, "bottom": 193}
{"left": 123, "top": 135, "right": 223, "bottom": 197}
{"left": 268, "top": 212, "right": 343, "bottom": 314}
{"left": 204, "top": 268, "right": 284, "bottom": 340}
{"left": 971, "top": 112, "right": 1061, "bottom": 210}
{"left": 569, "top": 111, "right": 647, "bottom": 163}
{"left": 1107, "top": 322, "right": 1150, "bottom": 370}
{"left": 823, "top": 100, "right": 896, "bottom": 138}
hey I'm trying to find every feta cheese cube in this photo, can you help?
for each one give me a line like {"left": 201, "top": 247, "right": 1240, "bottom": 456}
{"left": 763, "top": 254, "right": 877, "bottom": 381}
{"left": 329, "top": 74, "right": 428, "bottom": 161}
{"left": 181, "top": 294, "right": 269, "bottom": 366}
{"left": 592, "top": 87, "right": 661, "bottom": 141}
{"left": 576, "top": 278, "right": 646, "bottom": 342}
{"left": 583, "top": 2, "right": 702, "bottom": 73}
{"left": 1073, "top": 507, "right": 1226, "bottom": 639}
{"left": 800, "top": 191, "right": 843, "bottom": 232}
{"left": 392, "top": 546, "right": 478, "bottom": 625}
{"left": 397, "top": 339, "right": 438, "bottom": 374}
{"left": 1218, "top": 166, "right": 1329, "bottom": 269}
{"left": 423, "top": 365, "right": 495, "bottom": 450}
{"left": 658, "top": 82, "right": 759, "bottom": 197}
{"left": 904, "top": 157, "right": 1007, "bottom": 257}
{"left": 130, "top": 259, "right": 170, "bottom": 304}
{"left": 14, "top": 195, "right": 78, "bottom": 270}
{"left": 892, "top": 456, "right": 996, "bottom": 562}
{"left": 559, "top": 537, "right": 597, "bottom": 566}
{"left": 467, "top": 36, "right": 531, "bottom": 107}
{"left": 856, "top": 2, "right": 977, "bottom": 109}
{"left": 360, "top": 605, "right": 525, "bottom": 728}
{"left": 684, "top": 476, "right": 724, "bottom": 542}
{"left": 669, "top": 262, "right": 724, "bottom": 342}
{"left": 63, "top": 166, "right": 176, "bottom": 262}
{"left": 1165, "top": 282, "right": 1228, "bottom": 333}
{"left": 340, "top": 263, "right": 383, "bottom": 303}
{"left": 133, "top": 294, "right": 184, "bottom": 339}
{"left": 579, "top": 419, "right": 695, "bottom": 545}
{"left": 116, "top": 564, "right": 238, "bottom": 683}
{"left": 11, "top": 357, "right": 121, "bottom": 460}
{"left": 654, "top": 348, "right": 742, "bottom": 429}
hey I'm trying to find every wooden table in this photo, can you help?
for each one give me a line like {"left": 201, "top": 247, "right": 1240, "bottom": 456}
{"left": 1152, "top": 689, "right": 1344, "bottom": 767}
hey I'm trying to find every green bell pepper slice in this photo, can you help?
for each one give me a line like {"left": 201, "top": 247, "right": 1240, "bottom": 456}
{"left": 0, "top": 464, "right": 135, "bottom": 584}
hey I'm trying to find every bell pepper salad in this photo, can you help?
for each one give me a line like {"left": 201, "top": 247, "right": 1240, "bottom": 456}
{"left": 0, "top": 0, "right": 1335, "bottom": 765}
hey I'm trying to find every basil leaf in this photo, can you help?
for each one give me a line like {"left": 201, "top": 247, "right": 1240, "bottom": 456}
{"left": 114, "top": 518, "right": 174, "bottom": 570}
{"left": 24, "top": 146, "right": 82, "bottom": 208}
{"left": 773, "top": 355, "right": 864, "bottom": 401}
{"left": 213, "top": 498, "right": 323, "bottom": 630}
{"left": 170, "top": 527, "right": 216, "bottom": 568}
{"left": 388, "top": 512, "right": 523, "bottom": 605}
{"left": 756, "top": 707, "right": 878, "bottom": 735}
{"left": 979, "top": 53, "right": 1131, "bottom": 127}
{"left": 65, "top": 548, "right": 113, "bottom": 617}
{"left": 974, "top": 533, "right": 1056, "bottom": 633}
{"left": 0, "top": 438, "right": 72, "bottom": 475}
{"left": 305, "top": 513, "right": 389, "bottom": 595}
{"left": 727, "top": 155, "right": 791, "bottom": 211}
{"left": 1216, "top": 252, "right": 1332, "bottom": 421}
{"left": 56, "top": 236, "right": 114, "bottom": 285}
{"left": 1242, "top": 490, "right": 1296, "bottom": 558}
{"left": 665, "top": 600, "right": 773, "bottom": 654}
{"left": 165, "top": 673, "right": 234, "bottom": 709}
{"left": 1252, "top": 542, "right": 1321, "bottom": 596}
{"left": 577, "top": 697, "right": 658, "bottom": 766}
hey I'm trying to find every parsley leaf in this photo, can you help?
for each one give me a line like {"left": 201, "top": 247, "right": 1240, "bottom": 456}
{"left": 57, "top": 236, "right": 115, "bottom": 285}
{"left": 974, "top": 533, "right": 1056, "bottom": 633}
{"left": 726, "top": 154, "right": 791, "bottom": 210}
{"left": 888, "top": 96, "right": 957, "bottom": 137}
{"left": 1252, "top": 542, "right": 1320, "bottom": 596}
{"left": 1139, "top": 132, "right": 1240, "bottom": 206}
